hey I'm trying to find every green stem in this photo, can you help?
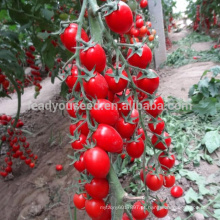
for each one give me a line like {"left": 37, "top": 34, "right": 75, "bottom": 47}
{"left": 5, "top": 73, "right": 21, "bottom": 128}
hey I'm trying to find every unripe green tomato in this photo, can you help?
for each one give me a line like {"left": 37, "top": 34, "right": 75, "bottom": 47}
{"left": 148, "top": 42, "right": 154, "bottom": 49}
{"left": 128, "top": 0, "right": 137, "bottom": 12}
{"left": 35, "top": 86, "right": 40, "bottom": 92}
{"left": 59, "top": 13, "right": 68, "bottom": 20}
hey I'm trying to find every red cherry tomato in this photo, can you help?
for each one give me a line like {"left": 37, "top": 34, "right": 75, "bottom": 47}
{"left": 73, "top": 153, "right": 86, "bottom": 172}
{"left": 105, "top": 2, "right": 133, "bottom": 34}
{"left": 148, "top": 117, "right": 165, "bottom": 135}
{"left": 151, "top": 132, "right": 171, "bottom": 150}
{"left": 65, "top": 65, "right": 80, "bottom": 91}
{"left": 71, "top": 134, "right": 87, "bottom": 150}
{"left": 171, "top": 186, "right": 183, "bottom": 198}
{"left": 131, "top": 200, "right": 149, "bottom": 219}
{"left": 145, "top": 171, "right": 163, "bottom": 191}
{"left": 126, "top": 138, "right": 144, "bottom": 158}
{"left": 158, "top": 152, "right": 175, "bottom": 170}
{"left": 85, "top": 199, "right": 105, "bottom": 218}
{"left": 152, "top": 201, "right": 168, "bottom": 218}
{"left": 73, "top": 193, "right": 87, "bottom": 209}
{"left": 56, "top": 164, "right": 63, "bottom": 171}
{"left": 163, "top": 174, "right": 175, "bottom": 188}
{"left": 140, "top": 0, "right": 148, "bottom": 8}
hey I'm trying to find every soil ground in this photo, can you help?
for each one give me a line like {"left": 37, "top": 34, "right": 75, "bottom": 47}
{"left": 0, "top": 27, "right": 219, "bottom": 220}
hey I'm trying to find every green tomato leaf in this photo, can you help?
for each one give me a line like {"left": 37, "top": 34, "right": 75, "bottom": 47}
{"left": 184, "top": 188, "right": 203, "bottom": 204}
{"left": 184, "top": 205, "right": 194, "bottom": 212}
{"left": 41, "top": 9, "right": 54, "bottom": 20}
{"left": 202, "top": 130, "right": 220, "bottom": 154}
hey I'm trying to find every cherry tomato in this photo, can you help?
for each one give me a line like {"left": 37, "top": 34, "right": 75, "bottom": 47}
{"left": 152, "top": 201, "right": 168, "bottom": 218}
{"left": 65, "top": 65, "right": 80, "bottom": 91}
{"left": 69, "top": 124, "right": 77, "bottom": 135}
{"left": 131, "top": 200, "right": 149, "bottom": 219}
{"left": 115, "top": 117, "right": 136, "bottom": 139}
{"left": 90, "top": 99, "right": 119, "bottom": 126}
{"left": 94, "top": 204, "right": 111, "bottom": 220}
{"left": 137, "top": 70, "right": 159, "bottom": 94}
{"left": 130, "top": 27, "right": 140, "bottom": 37}
{"left": 149, "top": 34, "right": 154, "bottom": 41}
{"left": 105, "top": 2, "right": 133, "bottom": 34}
{"left": 66, "top": 98, "right": 83, "bottom": 118}
{"left": 137, "top": 127, "right": 146, "bottom": 140}
{"left": 158, "top": 152, "right": 175, "bottom": 170}
{"left": 80, "top": 44, "right": 106, "bottom": 73}
{"left": 140, "top": 0, "right": 148, "bottom": 8}
{"left": 85, "top": 178, "right": 109, "bottom": 199}
{"left": 85, "top": 199, "right": 105, "bottom": 218}
{"left": 122, "top": 213, "right": 136, "bottom": 220}
{"left": 148, "top": 117, "right": 165, "bottom": 135}
{"left": 151, "top": 132, "right": 171, "bottom": 150}
{"left": 146, "top": 21, "right": 152, "bottom": 27}
{"left": 145, "top": 171, "right": 163, "bottom": 191}
{"left": 56, "top": 164, "right": 63, "bottom": 171}
{"left": 139, "top": 26, "right": 150, "bottom": 37}
{"left": 76, "top": 115, "right": 89, "bottom": 136}
{"left": 92, "top": 124, "right": 123, "bottom": 153}
{"left": 127, "top": 44, "right": 152, "bottom": 69}
{"left": 73, "top": 153, "right": 86, "bottom": 172}
{"left": 171, "top": 186, "right": 183, "bottom": 198}
{"left": 126, "top": 138, "right": 144, "bottom": 158}
{"left": 83, "top": 72, "right": 108, "bottom": 99}
{"left": 104, "top": 68, "right": 128, "bottom": 93}
{"left": 163, "top": 174, "right": 175, "bottom": 188}
{"left": 71, "top": 134, "right": 87, "bottom": 150}
{"left": 142, "top": 96, "right": 164, "bottom": 118}
{"left": 73, "top": 193, "right": 87, "bottom": 209}
{"left": 60, "top": 23, "right": 89, "bottom": 53}
{"left": 136, "top": 19, "right": 144, "bottom": 28}
{"left": 84, "top": 147, "right": 110, "bottom": 178}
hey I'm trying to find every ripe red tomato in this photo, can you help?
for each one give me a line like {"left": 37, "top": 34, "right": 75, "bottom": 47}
{"left": 114, "top": 92, "right": 134, "bottom": 116}
{"left": 66, "top": 98, "right": 84, "bottom": 118}
{"left": 171, "top": 186, "right": 183, "bottom": 198}
{"left": 130, "top": 27, "right": 140, "bottom": 37}
{"left": 85, "top": 178, "right": 109, "bottom": 199}
{"left": 105, "top": 2, "right": 133, "bottom": 34}
{"left": 76, "top": 115, "right": 89, "bottom": 136}
{"left": 94, "top": 204, "right": 111, "bottom": 220}
{"left": 163, "top": 174, "right": 175, "bottom": 188}
{"left": 90, "top": 99, "right": 119, "bottom": 126}
{"left": 65, "top": 65, "right": 80, "bottom": 91}
{"left": 152, "top": 201, "right": 168, "bottom": 218}
{"left": 136, "top": 19, "right": 144, "bottom": 28}
{"left": 126, "top": 138, "right": 144, "bottom": 158}
{"left": 92, "top": 124, "right": 123, "bottom": 153}
{"left": 104, "top": 68, "right": 128, "bottom": 93}
{"left": 84, "top": 147, "right": 110, "bottom": 178}
{"left": 148, "top": 117, "right": 165, "bottom": 135}
{"left": 56, "top": 164, "right": 63, "bottom": 171}
{"left": 85, "top": 199, "right": 105, "bottom": 218}
{"left": 0, "top": 172, "right": 8, "bottom": 177}
{"left": 83, "top": 72, "right": 108, "bottom": 99}
{"left": 139, "top": 26, "right": 150, "bottom": 37}
{"left": 71, "top": 134, "right": 87, "bottom": 150}
{"left": 5, "top": 166, "right": 12, "bottom": 173}
{"left": 131, "top": 200, "right": 149, "bottom": 219}
{"left": 0, "top": 74, "right": 5, "bottom": 83}
{"left": 2, "top": 80, "right": 9, "bottom": 89}
{"left": 151, "top": 132, "right": 171, "bottom": 150}
{"left": 142, "top": 96, "right": 164, "bottom": 118}
{"left": 115, "top": 117, "right": 136, "bottom": 139}
{"left": 73, "top": 193, "right": 87, "bottom": 209}
{"left": 137, "top": 127, "right": 146, "bottom": 140}
{"left": 69, "top": 124, "right": 77, "bottom": 135}
{"left": 145, "top": 171, "right": 163, "bottom": 191}
{"left": 158, "top": 152, "right": 175, "bottom": 170}
{"left": 60, "top": 23, "right": 89, "bottom": 53}
{"left": 127, "top": 44, "right": 152, "bottom": 69}
{"left": 140, "top": 0, "right": 148, "bottom": 8}
{"left": 80, "top": 44, "right": 106, "bottom": 73}
{"left": 122, "top": 213, "right": 136, "bottom": 220}
{"left": 146, "top": 21, "right": 152, "bottom": 27}
{"left": 73, "top": 153, "right": 86, "bottom": 172}
{"left": 137, "top": 71, "right": 159, "bottom": 94}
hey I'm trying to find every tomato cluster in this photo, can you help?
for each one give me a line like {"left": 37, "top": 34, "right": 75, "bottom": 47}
{"left": 59, "top": 0, "right": 181, "bottom": 219}
{"left": 0, "top": 114, "right": 38, "bottom": 178}
{"left": 0, "top": 69, "right": 10, "bottom": 92}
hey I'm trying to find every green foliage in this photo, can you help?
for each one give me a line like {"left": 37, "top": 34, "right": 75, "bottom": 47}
{"left": 189, "top": 66, "right": 220, "bottom": 117}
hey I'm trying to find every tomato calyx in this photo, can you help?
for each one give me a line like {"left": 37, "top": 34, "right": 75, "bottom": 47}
{"left": 137, "top": 69, "right": 158, "bottom": 80}
{"left": 152, "top": 198, "right": 168, "bottom": 210}
{"left": 151, "top": 132, "right": 171, "bottom": 149}
{"left": 148, "top": 117, "right": 165, "bottom": 133}
{"left": 108, "top": 65, "right": 129, "bottom": 84}
{"left": 79, "top": 40, "right": 96, "bottom": 52}
{"left": 127, "top": 43, "right": 144, "bottom": 59}
{"left": 102, "top": 2, "right": 120, "bottom": 16}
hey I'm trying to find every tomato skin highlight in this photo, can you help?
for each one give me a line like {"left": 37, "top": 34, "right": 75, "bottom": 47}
{"left": 137, "top": 70, "right": 159, "bottom": 94}
{"left": 131, "top": 200, "right": 149, "bottom": 219}
{"left": 158, "top": 152, "right": 175, "bottom": 170}
{"left": 84, "top": 147, "right": 110, "bottom": 178}
{"left": 151, "top": 132, "right": 171, "bottom": 150}
{"left": 83, "top": 72, "right": 109, "bottom": 99}
{"left": 73, "top": 193, "right": 87, "bottom": 210}
{"left": 92, "top": 124, "right": 123, "bottom": 153}
{"left": 126, "top": 138, "right": 144, "bottom": 158}
{"left": 152, "top": 201, "right": 168, "bottom": 218}
{"left": 80, "top": 44, "right": 106, "bottom": 73}
{"left": 85, "top": 199, "right": 105, "bottom": 218}
{"left": 104, "top": 68, "right": 128, "bottom": 93}
{"left": 163, "top": 174, "right": 175, "bottom": 188}
{"left": 85, "top": 178, "right": 109, "bottom": 199}
{"left": 105, "top": 2, "right": 133, "bottom": 34}
{"left": 90, "top": 99, "right": 119, "bottom": 126}
{"left": 127, "top": 44, "right": 152, "bottom": 69}
{"left": 60, "top": 23, "right": 89, "bottom": 53}
{"left": 171, "top": 186, "right": 183, "bottom": 198}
